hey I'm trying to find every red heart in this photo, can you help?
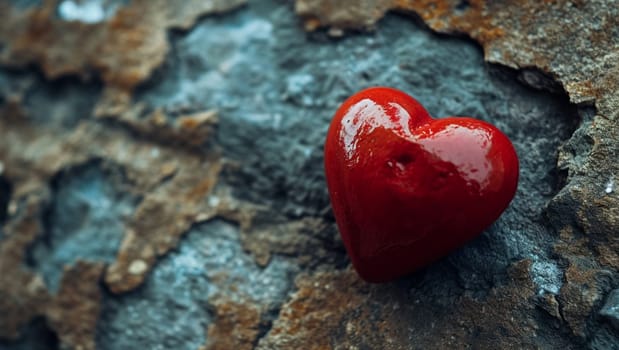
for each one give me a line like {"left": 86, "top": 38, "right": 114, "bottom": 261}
{"left": 324, "top": 87, "right": 519, "bottom": 283}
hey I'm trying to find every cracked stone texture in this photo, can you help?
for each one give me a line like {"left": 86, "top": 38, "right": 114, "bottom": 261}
{"left": 26, "top": 161, "right": 140, "bottom": 293}
{"left": 0, "top": 0, "right": 618, "bottom": 349}
{"left": 96, "top": 219, "right": 298, "bottom": 350}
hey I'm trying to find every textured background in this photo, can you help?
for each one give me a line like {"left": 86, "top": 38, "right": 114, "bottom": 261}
{"left": 0, "top": 0, "right": 618, "bottom": 349}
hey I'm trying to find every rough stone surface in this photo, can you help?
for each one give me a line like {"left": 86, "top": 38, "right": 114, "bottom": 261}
{"left": 27, "top": 161, "right": 140, "bottom": 293}
{"left": 96, "top": 220, "right": 297, "bottom": 350}
{"left": 601, "top": 289, "right": 619, "bottom": 330}
{"left": 258, "top": 261, "right": 549, "bottom": 349}
{"left": 0, "top": 0, "right": 618, "bottom": 349}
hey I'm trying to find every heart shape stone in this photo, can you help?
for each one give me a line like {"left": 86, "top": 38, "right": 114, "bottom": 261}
{"left": 324, "top": 87, "right": 519, "bottom": 282}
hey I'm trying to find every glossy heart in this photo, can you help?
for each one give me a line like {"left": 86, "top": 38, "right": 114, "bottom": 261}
{"left": 324, "top": 87, "right": 519, "bottom": 282}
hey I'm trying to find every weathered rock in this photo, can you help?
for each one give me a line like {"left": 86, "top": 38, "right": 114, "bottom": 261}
{"left": 46, "top": 262, "right": 104, "bottom": 350}
{"left": 0, "top": 0, "right": 618, "bottom": 349}
{"left": 295, "top": 0, "right": 619, "bottom": 345}
{"left": 28, "top": 161, "right": 140, "bottom": 293}
{"left": 257, "top": 261, "right": 550, "bottom": 349}
{"left": 96, "top": 220, "right": 298, "bottom": 350}
{"left": 600, "top": 289, "right": 619, "bottom": 330}
{"left": 203, "top": 296, "right": 261, "bottom": 350}
{"left": 0, "top": 0, "right": 246, "bottom": 89}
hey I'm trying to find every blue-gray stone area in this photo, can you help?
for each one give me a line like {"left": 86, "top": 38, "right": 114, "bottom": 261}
{"left": 0, "top": 70, "right": 30, "bottom": 104}
{"left": 135, "top": 0, "right": 578, "bottom": 296}
{"left": 600, "top": 289, "right": 619, "bottom": 330}
{"left": 23, "top": 75, "right": 102, "bottom": 128}
{"left": 55, "top": 0, "right": 130, "bottom": 24}
{"left": 96, "top": 220, "right": 299, "bottom": 350}
{"left": 7, "top": 0, "right": 42, "bottom": 10}
{"left": 27, "top": 161, "right": 139, "bottom": 293}
{"left": 589, "top": 327, "right": 619, "bottom": 350}
{"left": 0, "top": 69, "right": 102, "bottom": 128}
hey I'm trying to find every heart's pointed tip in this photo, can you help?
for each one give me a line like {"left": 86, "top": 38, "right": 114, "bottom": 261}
{"left": 354, "top": 269, "right": 398, "bottom": 284}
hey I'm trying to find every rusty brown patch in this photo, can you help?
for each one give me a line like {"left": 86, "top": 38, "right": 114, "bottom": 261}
{"left": 46, "top": 262, "right": 104, "bottom": 350}
{"left": 0, "top": 0, "right": 246, "bottom": 91}
{"left": 296, "top": 0, "right": 504, "bottom": 44}
{"left": 554, "top": 226, "right": 615, "bottom": 337}
{"left": 258, "top": 261, "right": 540, "bottom": 349}
{"left": 203, "top": 297, "right": 261, "bottom": 350}
{"left": 240, "top": 217, "right": 336, "bottom": 267}
{"left": 0, "top": 200, "right": 50, "bottom": 339}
